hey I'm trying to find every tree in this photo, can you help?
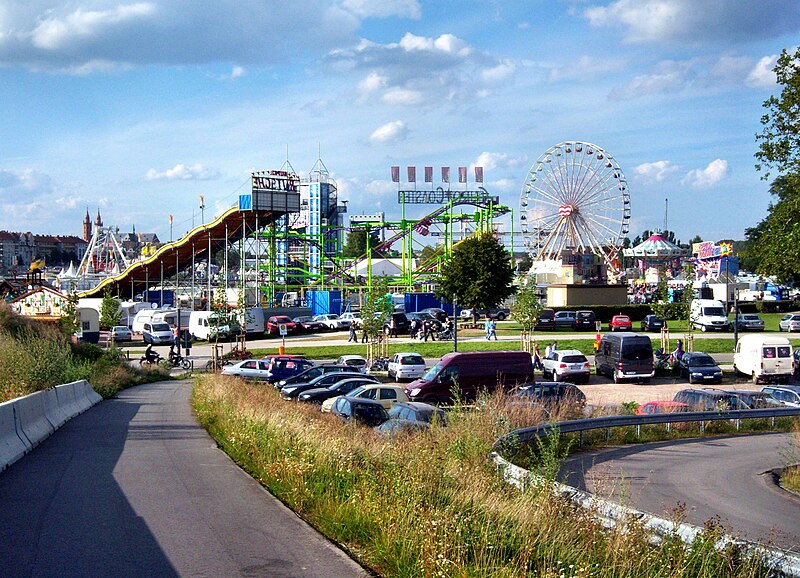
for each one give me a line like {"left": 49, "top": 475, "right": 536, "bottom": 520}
{"left": 755, "top": 47, "right": 800, "bottom": 180}
{"left": 60, "top": 292, "right": 79, "bottom": 336}
{"left": 435, "top": 234, "right": 515, "bottom": 312}
{"left": 99, "top": 287, "right": 121, "bottom": 330}
{"left": 342, "top": 228, "right": 381, "bottom": 258}
{"left": 358, "top": 277, "right": 394, "bottom": 340}
{"left": 510, "top": 279, "right": 542, "bottom": 331}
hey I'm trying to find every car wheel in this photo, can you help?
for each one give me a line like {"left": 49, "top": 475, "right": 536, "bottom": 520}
{"left": 496, "top": 313, "right": 506, "bottom": 321}
{"left": 701, "top": 325, "right": 708, "bottom": 332}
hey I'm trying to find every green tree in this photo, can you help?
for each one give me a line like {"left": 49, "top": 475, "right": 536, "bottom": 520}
{"left": 435, "top": 234, "right": 515, "bottom": 312}
{"left": 59, "top": 292, "right": 79, "bottom": 336}
{"left": 510, "top": 279, "right": 542, "bottom": 331}
{"left": 358, "top": 277, "right": 393, "bottom": 339}
{"left": 755, "top": 47, "right": 800, "bottom": 180}
{"left": 99, "top": 287, "right": 121, "bottom": 330}
{"left": 342, "top": 228, "right": 381, "bottom": 258}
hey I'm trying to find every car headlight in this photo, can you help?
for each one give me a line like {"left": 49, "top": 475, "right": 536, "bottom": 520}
{"left": 691, "top": 372, "right": 703, "bottom": 377}
{"left": 283, "top": 387, "right": 296, "bottom": 394}
{"left": 410, "top": 388, "right": 421, "bottom": 396}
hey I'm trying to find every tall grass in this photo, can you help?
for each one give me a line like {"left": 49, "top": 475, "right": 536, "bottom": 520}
{"left": 0, "top": 304, "right": 168, "bottom": 401}
{"left": 193, "top": 376, "right": 769, "bottom": 577}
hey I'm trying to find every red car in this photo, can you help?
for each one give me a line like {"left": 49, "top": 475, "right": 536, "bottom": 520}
{"left": 266, "top": 315, "right": 298, "bottom": 335}
{"left": 635, "top": 401, "right": 689, "bottom": 415}
{"left": 609, "top": 314, "right": 632, "bottom": 332}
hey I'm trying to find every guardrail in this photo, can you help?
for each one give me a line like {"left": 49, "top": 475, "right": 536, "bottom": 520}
{"left": 492, "top": 407, "right": 800, "bottom": 453}
{"left": 490, "top": 408, "right": 800, "bottom": 577}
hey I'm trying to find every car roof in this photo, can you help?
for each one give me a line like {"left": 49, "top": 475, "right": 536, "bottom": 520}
{"left": 762, "top": 384, "right": 800, "bottom": 393}
{"left": 555, "top": 349, "right": 584, "bottom": 356}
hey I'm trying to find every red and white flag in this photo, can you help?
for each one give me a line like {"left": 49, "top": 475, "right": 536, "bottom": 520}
{"left": 407, "top": 166, "right": 416, "bottom": 182}
{"left": 391, "top": 166, "right": 400, "bottom": 183}
{"left": 475, "top": 166, "right": 483, "bottom": 183}
{"left": 441, "top": 166, "right": 450, "bottom": 183}
{"left": 424, "top": 166, "right": 433, "bottom": 183}
{"left": 458, "top": 166, "right": 467, "bottom": 183}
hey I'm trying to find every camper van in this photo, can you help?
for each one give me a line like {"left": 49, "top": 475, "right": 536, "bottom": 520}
{"left": 690, "top": 299, "right": 729, "bottom": 332}
{"left": 151, "top": 308, "right": 192, "bottom": 330}
{"left": 131, "top": 307, "right": 159, "bottom": 334}
{"left": 733, "top": 334, "right": 793, "bottom": 384}
{"left": 189, "top": 311, "right": 232, "bottom": 341}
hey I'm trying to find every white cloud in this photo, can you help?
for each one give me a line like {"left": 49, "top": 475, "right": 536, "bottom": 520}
{"left": 633, "top": 160, "right": 679, "bottom": 183}
{"left": 481, "top": 60, "right": 515, "bottom": 82}
{"left": 682, "top": 159, "right": 728, "bottom": 189}
{"left": 610, "top": 60, "right": 694, "bottom": 99}
{"left": 547, "top": 55, "right": 625, "bottom": 83}
{"left": 145, "top": 163, "right": 219, "bottom": 181}
{"left": 341, "top": 0, "right": 421, "bottom": 19}
{"left": 746, "top": 55, "right": 778, "bottom": 87}
{"left": 473, "top": 152, "right": 527, "bottom": 172}
{"left": 382, "top": 87, "right": 423, "bottom": 105}
{"left": 369, "top": 120, "right": 408, "bottom": 144}
{"left": 583, "top": 0, "right": 800, "bottom": 44}
{"left": 358, "top": 71, "right": 387, "bottom": 92}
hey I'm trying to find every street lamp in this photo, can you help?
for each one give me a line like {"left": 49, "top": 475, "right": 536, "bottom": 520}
{"left": 452, "top": 293, "right": 458, "bottom": 352}
{"left": 200, "top": 195, "right": 205, "bottom": 225}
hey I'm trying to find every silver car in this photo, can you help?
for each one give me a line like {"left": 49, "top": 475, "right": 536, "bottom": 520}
{"left": 779, "top": 313, "right": 800, "bottom": 332}
{"left": 542, "top": 349, "right": 590, "bottom": 384}
{"left": 732, "top": 314, "right": 765, "bottom": 331}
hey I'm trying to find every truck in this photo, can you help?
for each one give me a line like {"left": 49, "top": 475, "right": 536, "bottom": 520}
{"left": 689, "top": 299, "right": 729, "bottom": 332}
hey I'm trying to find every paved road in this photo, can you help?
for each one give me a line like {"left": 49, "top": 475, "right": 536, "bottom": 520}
{"left": 563, "top": 433, "right": 800, "bottom": 552}
{"left": 0, "top": 380, "right": 368, "bottom": 577}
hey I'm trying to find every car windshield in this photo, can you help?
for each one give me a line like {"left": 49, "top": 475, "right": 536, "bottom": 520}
{"left": 703, "top": 307, "right": 725, "bottom": 316}
{"left": 402, "top": 355, "right": 424, "bottom": 365}
{"left": 348, "top": 386, "right": 366, "bottom": 397}
{"left": 152, "top": 323, "right": 170, "bottom": 331}
{"left": 689, "top": 356, "right": 716, "bottom": 367}
{"left": 577, "top": 312, "right": 593, "bottom": 318}
{"left": 778, "top": 346, "right": 791, "bottom": 357}
{"left": 743, "top": 315, "right": 759, "bottom": 320}
{"left": 562, "top": 354, "right": 587, "bottom": 363}
{"left": 423, "top": 362, "right": 444, "bottom": 381}
{"left": 615, "top": 316, "right": 630, "bottom": 322}
{"left": 621, "top": 340, "right": 652, "bottom": 361}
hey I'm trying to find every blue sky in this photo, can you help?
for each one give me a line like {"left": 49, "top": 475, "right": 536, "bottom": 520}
{"left": 0, "top": 0, "right": 798, "bottom": 249}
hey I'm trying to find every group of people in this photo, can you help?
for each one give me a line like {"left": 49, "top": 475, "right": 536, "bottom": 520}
{"left": 531, "top": 340, "right": 558, "bottom": 371}
{"left": 484, "top": 318, "right": 497, "bottom": 340}
{"left": 411, "top": 318, "right": 441, "bottom": 341}
{"left": 347, "top": 321, "right": 369, "bottom": 343}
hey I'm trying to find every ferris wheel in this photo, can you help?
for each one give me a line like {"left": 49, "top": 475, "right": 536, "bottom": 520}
{"left": 520, "top": 141, "right": 630, "bottom": 272}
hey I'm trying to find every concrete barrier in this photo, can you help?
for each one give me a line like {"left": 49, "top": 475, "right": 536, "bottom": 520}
{"left": 80, "top": 380, "right": 102, "bottom": 405}
{"left": 42, "top": 388, "right": 69, "bottom": 429}
{"left": 0, "top": 400, "right": 28, "bottom": 471}
{"left": 15, "top": 391, "right": 55, "bottom": 449}
{"left": 54, "top": 382, "right": 83, "bottom": 420}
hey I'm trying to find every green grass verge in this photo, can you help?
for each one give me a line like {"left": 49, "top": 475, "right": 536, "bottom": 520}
{"left": 193, "top": 376, "right": 770, "bottom": 578}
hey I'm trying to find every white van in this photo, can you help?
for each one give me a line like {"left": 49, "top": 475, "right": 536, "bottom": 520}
{"left": 235, "top": 307, "right": 265, "bottom": 335}
{"left": 189, "top": 311, "right": 231, "bottom": 341}
{"left": 690, "top": 299, "right": 729, "bottom": 332}
{"left": 733, "top": 334, "right": 793, "bottom": 384}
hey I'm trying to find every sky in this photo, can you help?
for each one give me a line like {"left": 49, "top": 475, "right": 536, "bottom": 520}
{"left": 0, "top": 0, "right": 799, "bottom": 251}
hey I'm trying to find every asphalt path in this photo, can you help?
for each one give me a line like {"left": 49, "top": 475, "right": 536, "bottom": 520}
{"left": 562, "top": 433, "right": 800, "bottom": 552}
{"left": 0, "top": 380, "right": 368, "bottom": 577}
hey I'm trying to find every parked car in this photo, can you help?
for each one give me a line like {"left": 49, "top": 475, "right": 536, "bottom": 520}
{"left": 222, "top": 358, "right": 273, "bottom": 380}
{"left": 609, "top": 314, "right": 632, "bottom": 332}
{"left": 635, "top": 401, "right": 689, "bottom": 415}
{"left": 640, "top": 314, "right": 665, "bottom": 332}
{"left": 779, "top": 313, "right": 800, "bottom": 332}
{"left": 142, "top": 321, "right": 174, "bottom": 345}
{"left": 535, "top": 308, "right": 556, "bottom": 330}
{"left": 407, "top": 312, "right": 443, "bottom": 332}
{"left": 280, "top": 371, "right": 372, "bottom": 400}
{"left": 733, "top": 389, "right": 782, "bottom": 408}
{"left": 387, "top": 352, "right": 426, "bottom": 381}
{"left": 296, "top": 376, "right": 380, "bottom": 404}
{"left": 339, "top": 312, "right": 363, "bottom": 326}
{"left": 383, "top": 312, "right": 410, "bottom": 334}
{"left": 677, "top": 352, "right": 723, "bottom": 384}
{"left": 733, "top": 334, "right": 793, "bottom": 384}
{"left": 266, "top": 315, "right": 297, "bottom": 335}
{"left": 672, "top": 388, "right": 750, "bottom": 411}
{"left": 330, "top": 397, "right": 389, "bottom": 426}
{"left": 554, "top": 310, "right": 577, "bottom": 329}
{"left": 334, "top": 384, "right": 409, "bottom": 410}
{"left": 375, "top": 401, "right": 447, "bottom": 436}
{"left": 265, "top": 356, "right": 316, "bottom": 384}
{"left": 292, "top": 316, "right": 326, "bottom": 332}
{"left": 731, "top": 313, "right": 765, "bottom": 331}
{"left": 485, "top": 307, "right": 510, "bottom": 321}
{"left": 313, "top": 314, "right": 350, "bottom": 330}
{"left": 541, "top": 349, "right": 590, "bottom": 383}
{"left": 420, "top": 308, "right": 448, "bottom": 323}
{"left": 336, "top": 354, "right": 369, "bottom": 373}
{"left": 760, "top": 385, "right": 800, "bottom": 407}
{"left": 110, "top": 325, "right": 133, "bottom": 342}
{"left": 273, "top": 364, "right": 351, "bottom": 389}
{"left": 595, "top": 332, "right": 654, "bottom": 384}
{"left": 513, "top": 382, "right": 586, "bottom": 409}
{"left": 572, "top": 310, "right": 596, "bottom": 331}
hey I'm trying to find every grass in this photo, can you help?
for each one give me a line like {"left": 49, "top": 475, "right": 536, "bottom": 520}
{"left": 193, "top": 375, "right": 771, "bottom": 578}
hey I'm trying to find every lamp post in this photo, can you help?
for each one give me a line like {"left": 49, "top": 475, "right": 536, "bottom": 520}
{"left": 453, "top": 293, "right": 458, "bottom": 352}
{"left": 200, "top": 196, "right": 205, "bottom": 225}
{"left": 733, "top": 288, "right": 739, "bottom": 348}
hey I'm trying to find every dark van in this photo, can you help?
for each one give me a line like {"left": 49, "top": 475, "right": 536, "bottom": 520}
{"left": 594, "top": 332, "right": 654, "bottom": 383}
{"left": 403, "top": 351, "right": 534, "bottom": 404}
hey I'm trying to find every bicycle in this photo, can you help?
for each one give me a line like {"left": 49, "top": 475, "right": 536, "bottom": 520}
{"left": 205, "top": 357, "right": 230, "bottom": 371}
{"left": 139, "top": 352, "right": 164, "bottom": 367}
{"left": 370, "top": 357, "right": 390, "bottom": 371}
{"left": 166, "top": 351, "right": 192, "bottom": 370}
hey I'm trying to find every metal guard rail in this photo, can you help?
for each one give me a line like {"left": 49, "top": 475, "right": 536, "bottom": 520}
{"left": 492, "top": 407, "right": 800, "bottom": 453}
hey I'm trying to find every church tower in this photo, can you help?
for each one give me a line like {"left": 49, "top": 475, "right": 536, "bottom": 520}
{"left": 83, "top": 209, "right": 92, "bottom": 241}
{"left": 95, "top": 210, "right": 103, "bottom": 228}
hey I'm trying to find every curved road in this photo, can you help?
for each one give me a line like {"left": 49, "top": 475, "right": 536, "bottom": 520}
{"left": 0, "top": 380, "right": 368, "bottom": 577}
{"left": 563, "top": 433, "right": 800, "bottom": 552}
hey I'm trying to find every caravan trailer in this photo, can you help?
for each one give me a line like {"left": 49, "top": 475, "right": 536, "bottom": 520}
{"left": 131, "top": 307, "right": 159, "bottom": 333}
{"left": 235, "top": 307, "right": 265, "bottom": 335}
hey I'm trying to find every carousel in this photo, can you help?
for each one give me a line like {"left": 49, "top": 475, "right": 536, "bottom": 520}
{"left": 623, "top": 233, "right": 688, "bottom": 283}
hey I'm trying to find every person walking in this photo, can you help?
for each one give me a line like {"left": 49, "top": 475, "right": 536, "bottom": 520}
{"left": 389, "top": 316, "right": 397, "bottom": 338}
{"left": 488, "top": 319, "right": 497, "bottom": 341}
{"left": 552, "top": 340, "right": 558, "bottom": 352}
{"left": 361, "top": 324, "right": 368, "bottom": 344}
{"left": 532, "top": 342, "right": 543, "bottom": 371}
{"left": 484, "top": 318, "right": 492, "bottom": 340}
{"left": 348, "top": 322, "right": 358, "bottom": 343}
{"left": 545, "top": 342, "right": 552, "bottom": 358}
{"left": 422, "top": 319, "right": 431, "bottom": 342}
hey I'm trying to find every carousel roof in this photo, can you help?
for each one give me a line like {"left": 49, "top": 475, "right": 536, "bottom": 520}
{"left": 623, "top": 234, "right": 687, "bottom": 258}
